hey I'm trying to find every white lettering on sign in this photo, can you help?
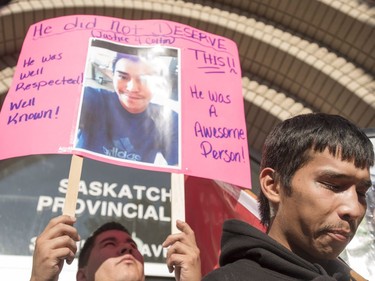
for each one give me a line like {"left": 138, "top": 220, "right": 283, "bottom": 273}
{"left": 58, "top": 179, "right": 171, "bottom": 202}
{"left": 36, "top": 196, "right": 170, "bottom": 221}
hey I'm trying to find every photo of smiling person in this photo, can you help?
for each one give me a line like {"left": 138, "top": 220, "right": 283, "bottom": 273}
{"left": 75, "top": 39, "right": 180, "bottom": 167}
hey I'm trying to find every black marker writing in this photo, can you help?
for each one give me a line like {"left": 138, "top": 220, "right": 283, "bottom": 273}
{"left": 208, "top": 105, "right": 218, "bottom": 117}
{"left": 23, "top": 57, "right": 35, "bottom": 67}
{"left": 190, "top": 48, "right": 225, "bottom": 66}
{"left": 15, "top": 73, "right": 83, "bottom": 92}
{"left": 33, "top": 23, "right": 53, "bottom": 38}
{"left": 188, "top": 48, "right": 237, "bottom": 74}
{"left": 32, "top": 16, "right": 229, "bottom": 52}
{"left": 20, "top": 67, "right": 44, "bottom": 81}
{"left": 190, "top": 85, "right": 204, "bottom": 99}
{"left": 91, "top": 30, "right": 130, "bottom": 43}
{"left": 200, "top": 141, "right": 245, "bottom": 163}
{"left": 208, "top": 90, "right": 231, "bottom": 104}
{"left": 64, "top": 17, "right": 97, "bottom": 31}
{"left": 9, "top": 97, "right": 35, "bottom": 111}
{"left": 41, "top": 53, "right": 63, "bottom": 63}
{"left": 7, "top": 106, "right": 60, "bottom": 125}
{"left": 194, "top": 121, "right": 245, "bottom": 140}
{"left": 110, "top": 20, "right": 142, "bottom": 35}
{"left": 169, "top": 24, "right": 226, "bottom": 50}
{"left": 145, "top": 36, "right": 175, "bottom": 45}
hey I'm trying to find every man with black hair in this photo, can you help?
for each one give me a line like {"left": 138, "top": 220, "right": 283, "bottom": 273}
{"left": 30, "top": 215, "right": 201, "bottom": 281}
{"left": 203, "top": 113, "right": 374, "bottom": 281}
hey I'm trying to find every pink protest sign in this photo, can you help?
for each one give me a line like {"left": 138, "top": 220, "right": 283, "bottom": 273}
{"left": 0, "top": 15, "right": 251, "bottom": 188}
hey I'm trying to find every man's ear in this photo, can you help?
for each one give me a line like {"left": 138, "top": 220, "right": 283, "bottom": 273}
{"left": 259, "top": 167, "right": 281, "bottom": 204}
{"left": 76, "top": 268, "right": 87, "bottom": 281}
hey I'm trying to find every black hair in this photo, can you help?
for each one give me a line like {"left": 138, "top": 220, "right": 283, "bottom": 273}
{"left": 78, "top": 222, "right": 130, "bottom": 268}
{"left": 258, "top": 113, "right": 374, "bottom": 228}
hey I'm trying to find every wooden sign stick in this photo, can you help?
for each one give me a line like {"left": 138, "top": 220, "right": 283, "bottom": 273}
{"left": 63, "top": 154, "right": 83, "bottom": 217}
{"left": 171, "top": 173, "right": 185, "bottom": 234}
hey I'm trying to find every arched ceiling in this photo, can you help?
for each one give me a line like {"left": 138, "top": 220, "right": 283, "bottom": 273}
{"left": 1, "top": 0, "right": 374, "bottom": 189}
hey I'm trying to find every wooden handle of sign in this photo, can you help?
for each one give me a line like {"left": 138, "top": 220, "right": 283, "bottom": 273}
{"left": 63, "top": 154, "right": 83, "bottom": 217}
{"left": 171, "top": 173, "right": 185, "bottom": 233}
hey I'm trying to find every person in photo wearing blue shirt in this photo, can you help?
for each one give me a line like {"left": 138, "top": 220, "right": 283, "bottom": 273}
{"left": 76, "top": 52, "right": 179, "bottom": 166}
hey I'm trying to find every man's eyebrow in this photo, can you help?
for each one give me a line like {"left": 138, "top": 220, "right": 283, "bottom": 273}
{"left": 319, "top": 170, "right": 372, "bottom": 188}
{"left": 98, "top": 237, "right": 117, "bottom": 244}
{"left": 318, "top": 170, "right": 350, "bottom": 179}
{"left": 98, "top": 235, "right": 136, "bottom": 244}
{"left": 115, "top": 70, "right": 129, "bottom": 75}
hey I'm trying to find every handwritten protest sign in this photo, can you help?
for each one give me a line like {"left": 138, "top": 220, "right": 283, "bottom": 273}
{"left": 0, "top": 15, "right": 251, "bottom": 188}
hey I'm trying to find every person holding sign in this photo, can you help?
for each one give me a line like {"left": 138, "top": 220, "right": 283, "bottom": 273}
{"left": 75, "top": 41, "right": 179, "bottom": 167}
{"left": 202, "top": 113, "right": 374, "bottom": 281}
{"left": 29, "top": 215, "right": 201, "bottom": 281}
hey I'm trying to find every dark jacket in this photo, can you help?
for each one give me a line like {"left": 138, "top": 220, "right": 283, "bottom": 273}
{"left": 202, "top": 219, "right": 364, "bottom": 281}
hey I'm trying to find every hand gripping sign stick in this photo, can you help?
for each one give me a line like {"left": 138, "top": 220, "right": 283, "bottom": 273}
{"left": 62, "top": 154, "right": 84, "bottom": 217}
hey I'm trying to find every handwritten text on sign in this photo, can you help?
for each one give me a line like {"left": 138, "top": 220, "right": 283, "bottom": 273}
{"left": 32, "top": 17, "right": 227, "bottom": 50}
{"left": 0, "top": 15, "right": 251, "bottom": 188}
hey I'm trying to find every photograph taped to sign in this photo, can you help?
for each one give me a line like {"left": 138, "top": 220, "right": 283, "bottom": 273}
{"left": 74, "top": 38, "right": 181, "bottom": 169}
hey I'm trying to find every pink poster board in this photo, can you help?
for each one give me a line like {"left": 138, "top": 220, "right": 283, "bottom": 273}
{"left": 0, "top": 15, "right": 251, "bottom": 188}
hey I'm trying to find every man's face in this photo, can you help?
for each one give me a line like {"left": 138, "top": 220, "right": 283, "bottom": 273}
{"left": 269, "top": 148, "right": 371, "bottom": 263}
{"left": 113, "top": 58, "right": 154, "bottom": 114}
{"left": 80, "top": 230, "right": 144, "bottom": 281}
